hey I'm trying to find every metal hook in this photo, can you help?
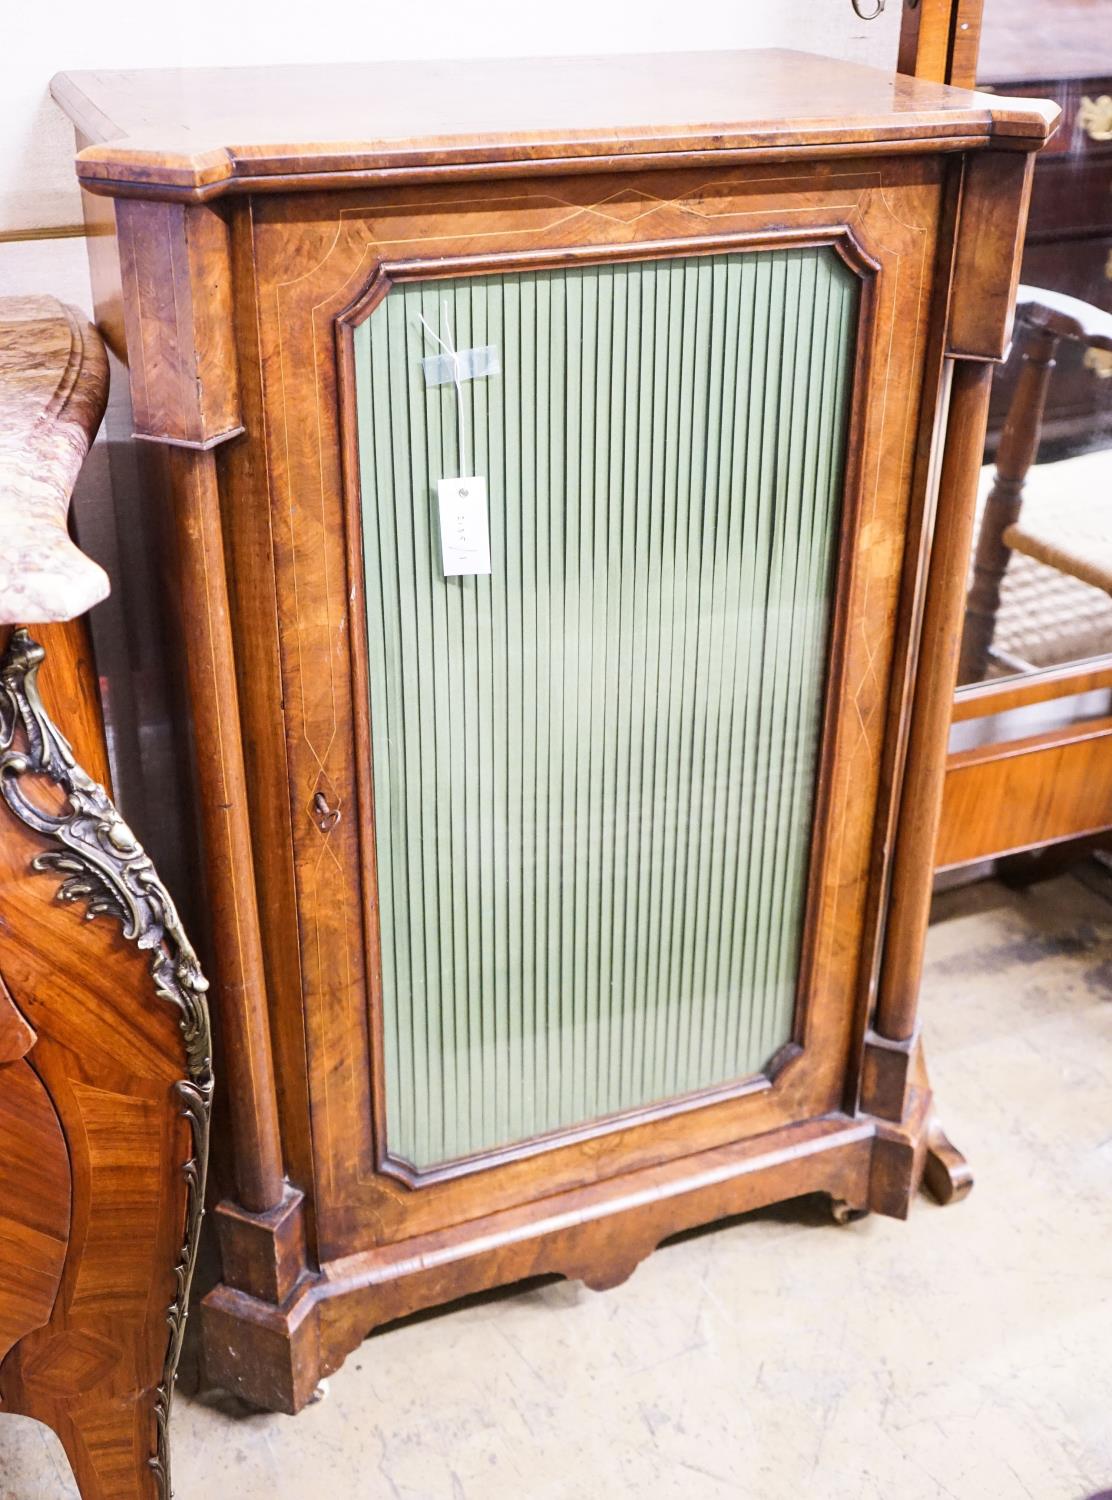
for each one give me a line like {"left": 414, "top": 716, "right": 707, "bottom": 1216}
{"left": 851, "top": 0, "right": 886, "bottom": 17}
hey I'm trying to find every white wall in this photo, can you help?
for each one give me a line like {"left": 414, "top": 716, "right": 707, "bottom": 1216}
{"left": 5, "top": 0, "right": 901, "bottom": 243}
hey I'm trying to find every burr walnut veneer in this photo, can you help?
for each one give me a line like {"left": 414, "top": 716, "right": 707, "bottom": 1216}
{"left": 53, "top": 51, "right": 1057, "bottom": 1414}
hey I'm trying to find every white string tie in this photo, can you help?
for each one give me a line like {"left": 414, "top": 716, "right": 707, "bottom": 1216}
{"left": 418, "top": 302, "right": 468, "bottom": 478}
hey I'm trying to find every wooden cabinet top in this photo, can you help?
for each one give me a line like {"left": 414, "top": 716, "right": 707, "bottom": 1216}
{"left": 51, "top": 49, "right": 1058, "bottom": 202}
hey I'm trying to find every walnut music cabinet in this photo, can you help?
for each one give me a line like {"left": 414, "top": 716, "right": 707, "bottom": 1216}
{"left": 53, "top": 51, "right": 1057, "bottom": 1415}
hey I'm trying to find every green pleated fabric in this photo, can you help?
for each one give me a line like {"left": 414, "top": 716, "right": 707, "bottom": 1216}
{"left": 354, "top": 246, "right": 857, "bottom": 1169}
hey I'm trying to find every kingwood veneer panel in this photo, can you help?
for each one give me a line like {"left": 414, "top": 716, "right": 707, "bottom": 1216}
{"left": 355, "top": 247, "right": 857, "bottom": 1167}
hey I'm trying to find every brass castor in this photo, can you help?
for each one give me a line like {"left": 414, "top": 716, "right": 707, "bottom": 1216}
{"left": 830, "top": 1198, "right": 870, "bottom": 1226}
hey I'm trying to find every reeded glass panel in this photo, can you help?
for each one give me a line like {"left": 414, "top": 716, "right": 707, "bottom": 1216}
{"left": 354, "top": 247, "right": 857, "bottom": 1169}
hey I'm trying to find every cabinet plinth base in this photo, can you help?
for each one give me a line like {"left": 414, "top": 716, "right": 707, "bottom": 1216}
{"left": 867, "top": 1039, "right": 973, "bottom": 1218}
{"left": 213, "top": 1183, "right": 310, "bottom": 1304}
{"left": 201, "top": 1280, "right": 321, "bottom": 1416}
{"left": 202, "top": 1082, "right": 969, "bottom": 1414}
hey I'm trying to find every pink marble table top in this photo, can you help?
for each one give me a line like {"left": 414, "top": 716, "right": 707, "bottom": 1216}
{"left": 0, "top": 294, "right": 109, "bottom": 624}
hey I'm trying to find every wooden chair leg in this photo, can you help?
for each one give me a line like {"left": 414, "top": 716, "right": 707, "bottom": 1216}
{"left": 958, "top": 322, "right": 1060, "bottom": 685}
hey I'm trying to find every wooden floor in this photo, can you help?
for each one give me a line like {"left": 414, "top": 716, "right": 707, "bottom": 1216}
{"left": 5, "top": 871, "right": 1112, "bottom": 1500}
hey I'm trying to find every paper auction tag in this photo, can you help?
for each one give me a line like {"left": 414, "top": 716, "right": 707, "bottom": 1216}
{"left": 437, "top": 476, "right": 491, "bottom": 577}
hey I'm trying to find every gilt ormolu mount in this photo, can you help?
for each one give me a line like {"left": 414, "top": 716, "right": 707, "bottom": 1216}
{"left": 0, "top": 628, "right": 213, "bottom": 1499}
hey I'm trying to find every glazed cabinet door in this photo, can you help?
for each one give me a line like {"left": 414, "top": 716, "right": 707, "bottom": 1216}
{"left": 240, "top": 158, "right": 949, "bottom": 1256}
{"left": 353, "top": 248, "right": 856, "bottom": 1170}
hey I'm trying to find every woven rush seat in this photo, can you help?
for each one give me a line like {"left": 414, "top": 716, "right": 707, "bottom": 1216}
{"left": 1004, "top": 485, "right": 1112, "bottom": 598}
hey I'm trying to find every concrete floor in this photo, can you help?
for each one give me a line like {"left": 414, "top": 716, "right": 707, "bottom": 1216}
{"left": 4, "top": 871, "right": 1112, "bottom": 1500}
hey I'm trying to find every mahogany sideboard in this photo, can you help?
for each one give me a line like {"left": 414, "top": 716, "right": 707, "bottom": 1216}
{"left": 0, "top": 297, "right": 212, "bottom": 1499}
{"left": 52, "top": 51, "right": 1057, "bottom": 1415}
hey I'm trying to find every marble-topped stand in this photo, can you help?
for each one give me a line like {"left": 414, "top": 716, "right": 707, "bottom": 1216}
{"left": 0, "top": 295, "right": 109, "bottom": 624}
